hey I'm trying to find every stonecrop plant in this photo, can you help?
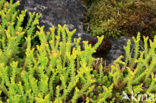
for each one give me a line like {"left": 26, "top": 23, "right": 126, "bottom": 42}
{"left": 0, "top": 0, "right": 156, "bottom": 103}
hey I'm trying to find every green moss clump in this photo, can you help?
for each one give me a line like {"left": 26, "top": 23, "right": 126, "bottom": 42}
{"left": 83, "top": 0, "right": 156, "bottom": 39}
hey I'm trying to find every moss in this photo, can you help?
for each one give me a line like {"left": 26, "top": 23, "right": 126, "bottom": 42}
{"left": 83, "top": 0, "right": 156, "bottom": 39}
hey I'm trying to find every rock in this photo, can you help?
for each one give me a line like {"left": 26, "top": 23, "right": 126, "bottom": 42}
{"left": 105, "top": 36, "right": 144, "bottom": 65}
{"left": 77, "top": 34, "right": 144, "bottom": 66}
{"left": 17, "top": 0, "right": 143, "bottom": 65}
{"left": 20, "top": 0, "right": 84, "bottom": 33}
{"left": 77, "top": 34, "right": 140, "bottom": 65}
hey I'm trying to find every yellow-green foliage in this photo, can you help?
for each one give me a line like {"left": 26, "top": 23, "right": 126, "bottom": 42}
{"left": 0, "top": 0, "right": 41, "bottom": 65}
{"left": 109, "top": 33, "right": 156, "bottom": 102}
{"left": 83, "top": 0, "right": 156, "bottom": 39}
{"left": 0, "top": 0, "right": 156, "bottom": 103}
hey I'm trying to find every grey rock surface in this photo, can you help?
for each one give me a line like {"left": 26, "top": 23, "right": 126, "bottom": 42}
{"left": 106, "top": 37, "right": 134, "bottom": 65}
{"left": 106, "top": 36, "right": 144, "bottom": 65}
{"left": 22, "top": 0, "right": 84, "bottom": 33}
{"left": 18, "top": 0, "right": 142, "bottom": 65}
{"left": 78, "top": 34, "right": 143, "bottom": 65}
